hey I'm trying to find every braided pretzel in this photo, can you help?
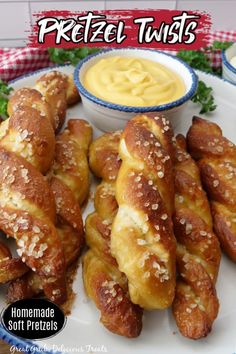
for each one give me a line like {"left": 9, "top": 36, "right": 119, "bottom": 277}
{"left": 187, "top": 117, "right": 236, "bottom": 262}
{"left": 1, "top": 105, "right": 55, "bottom": 174}
{"left": 7, "top": 119, "right": 91, "bottom": 303}
{"left": 0, "top": 239, "right": 28, "bottom": 284}
{"left": 111, "top": 114, "right": 176, "bottom": 310}
{"left": 8, "top": 88, "right": 55, "bottom": 130}
{"left": 35, "top": 71, "right": 80, "bottom": 132}
{"left": 7, "top": 222, "right": 81, "bottom": 303}
{"left": 172, "top": 134, "right": 221, "bottom": 339}
{"left": 51, "top": 119, "right": 92, "bottom": 206}
{"left": 8, "top": 71, "right": 80, "bottom": 133}
{"left": 83, "top": 131, "right": 143, "bottom": 338}
{"left": 0, "top": 146, "right": 66, "bottom": 302}
{"left": 0, "top": 104, "right": 67, "bottom": 299}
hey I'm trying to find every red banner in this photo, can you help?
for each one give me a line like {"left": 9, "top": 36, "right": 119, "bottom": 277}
{"left": 28, "top": 9, "right": 212, "bottom": 50}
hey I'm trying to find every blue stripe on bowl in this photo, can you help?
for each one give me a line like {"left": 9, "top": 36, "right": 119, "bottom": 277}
{"left": 222, "top": 48, "right": 236, "bottom": 75}
{"left": 73, "top": 48, "right": 198, "bottom": 113}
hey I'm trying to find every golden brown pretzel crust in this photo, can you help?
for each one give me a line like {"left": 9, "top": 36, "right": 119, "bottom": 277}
{"left": 172, "top": 135, "right": 221, "bottom": 340}
{"left": 7, "top": 88, "right": 55, "bottom": 129}
{"left": 0, "top": 241, "right": 28, "bottom": 283}
{"left": 0, "top": 148, "right": 66, "bottom": 303}
{"left": 7, "top": 222, "right": 81, "bottom": 303}
{"left": 35, "top": 71, "right": 80, "bottom": 133}
{"left": 0, "top": 97, "right": 70, "bottom": 303}
{"left": 89, "top": 131, "right": 122, "bottom": 182}
{"left": 52, "top": 119, "right": 92, "bottom": 206}
{"left": 111, "top": 114, "right": 176, "bottom": 310}
{"left": 7, "top": 119, "right": 91, "bottom": 304}
{"left": 83, "top": 131, "right": 143, "bottom": 338}
{"left": 1, "top": 106, "right": 55, "bottom": 174}
{"left": 187, "top": 117, "right": 236, "bottom": 262}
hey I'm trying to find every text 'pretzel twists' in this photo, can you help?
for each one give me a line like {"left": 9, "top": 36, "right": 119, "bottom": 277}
{"left": 83, "top": 132, "right": 143, "bottom": 338}
{"left": 172, "top": 135, "right": 221, "bottom": 340}
{"left": 111, "top": 114, "right": 176, "bottom": 310}
{"left": 187, "top": 117, "right": 236, "bottom": 262}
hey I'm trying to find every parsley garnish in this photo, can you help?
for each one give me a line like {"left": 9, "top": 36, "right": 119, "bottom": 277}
{"left": 48, "top": 47, "right": 100, "bottom": 66}
{"left": 0, "top": 80, "right": 13, "bottom": 120}
{"left": 176, "top": 41, "right": 233, "bottom": 114}
{"left": 192, "top": 80, "right": 217, "bottom": 114}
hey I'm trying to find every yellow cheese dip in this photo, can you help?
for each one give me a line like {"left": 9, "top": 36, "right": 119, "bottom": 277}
{"left": 83, "top": 56, "right": 186, "bottom": 107}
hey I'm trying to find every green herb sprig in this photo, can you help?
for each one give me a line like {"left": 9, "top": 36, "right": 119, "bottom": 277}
{"left": 191, "top": 80, "right": 217, "bottom": 114}
{"left": 48, "top": 47, "right": 100, "bottom": 66}
{"left": 0, "top": 80, "right": 13, "bottom": 120}
{"left": 177, "top": 50, "right": 213, "bottom": 74}
{"left": 176, "top": 41, "right": 233, "bottom": 114}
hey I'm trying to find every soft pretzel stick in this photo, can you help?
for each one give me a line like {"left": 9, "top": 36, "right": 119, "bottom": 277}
{"left": 7, "top": 222, "right": 82, "bottom": 303}
{"left": 35, "top": 71, "right": 80, "bottom": 132}
{"left": 7, "top": 119, "right": 91, "bottom": 303}
{"left": 111, "top": 114, "right": 176, "bottom": 310}
{"left": 1, "top": 105, "right": 55, "bottom": 174}
{"left": 0, "top": 104, "right": 67, "bottom": 303}
{"left": 172, "top": 135, "right": 221, "bottom": 340}
{"left": 8, "top": 71, "right": 80, "bottom": 133}
{"left": 51, "top": 119, "right": 92, "bottom": 206}
{"left": 0, "top": 148, "right": 66, "bottom": 302}
{"left": 0, "top": 240, "right": 28, "bottom": 283}
{"left": 83, "top": 131, "right": 143, "bottom": 338}
{"left": 7, "top": 88, "right": 55, "bottom": 130}
{"left": 187, "top": 117, "right": 236, "bottom": 262}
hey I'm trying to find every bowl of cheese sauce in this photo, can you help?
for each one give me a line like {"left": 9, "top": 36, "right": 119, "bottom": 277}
{"left": 74, "top": 48, "right": 198, "bottom": 131}
{"left": 222, "top": 43, "right": 236, "bottom": 85}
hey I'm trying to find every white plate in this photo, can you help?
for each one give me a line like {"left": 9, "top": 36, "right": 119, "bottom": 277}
{"left": 1, "top": 66, "right": 236, "bottom": 354}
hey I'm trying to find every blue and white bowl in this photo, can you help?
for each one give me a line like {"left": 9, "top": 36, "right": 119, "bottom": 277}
{"left": 222, "top": 43, "right": 236, "bottom": 84}
{"left": 74, "top": 48, "right": 198, "bottom": 132}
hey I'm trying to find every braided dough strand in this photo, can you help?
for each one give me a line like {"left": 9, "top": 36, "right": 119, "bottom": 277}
{"left": 8, "top": 71, "right": 80, "bottom": 133}
{"left": 0, "top": 240, "right": 28, "bottom": 283}
{"left": 35, "top": 71, "right": 80, "bottom": 132}
{"left": 172, "top": 134, "right": 221, "bottom": 339}
{"left": 83, "top": 132, "right": 143, "bottom": 338}
{"left": 7, "top": 119, "right": 92, "bottom": 304}
{"left": 111, "top": 114, "right": 176, "bottom": 310}
{"left": 187, "top": 117, "right": 236, "bottom": 262}
{"left": 0, "top": 148, "right": 66, "bottom": 302}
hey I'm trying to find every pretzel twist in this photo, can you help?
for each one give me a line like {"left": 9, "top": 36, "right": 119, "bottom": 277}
{"left": 0, "top": 98, "right": 69, "bottom": 300}
{"left": 1, "top": 104, "right": 55, "bottom": 174}
{"left": 172, "top": 134, "right": 221, "bottom": 339}
{"left": 7, "top": 119, "right": 92, "bottom": 303}
{"left": 187, "top": 117, "right": 236, "bottom": 262}
{"left": 0, "top": 146, "right": 66, "bottom": 302}
{"left": 0, "top": 239, "right": 28, "bottom": 284}
{"left": 8, "top": 71, "right": 80, "bottom": 133}
{"left": 7, "top": 223, "right": 82, "bottom": 303}
{"left": 35, "top": 71, "right": 80, "bottom": 132}
{"left": 51, "top": 119, "right": 92, "bottom": 206}
{"left": 111, "top": 114, "right": 176, "bottom": 310}
{"left": 83, "top": 131, "right": 143, "bottom": 338}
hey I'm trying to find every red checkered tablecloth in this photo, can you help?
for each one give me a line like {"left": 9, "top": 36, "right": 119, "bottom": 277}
{"left": 0, "top": 31, "right": 236, "bottom": 82}
{"left": 0, "top": 48, "right": 53, "bottom": 82}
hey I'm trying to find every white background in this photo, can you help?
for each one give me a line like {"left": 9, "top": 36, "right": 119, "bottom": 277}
{"left": 0, "top": 0, "right": 235, "bottom": 47}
